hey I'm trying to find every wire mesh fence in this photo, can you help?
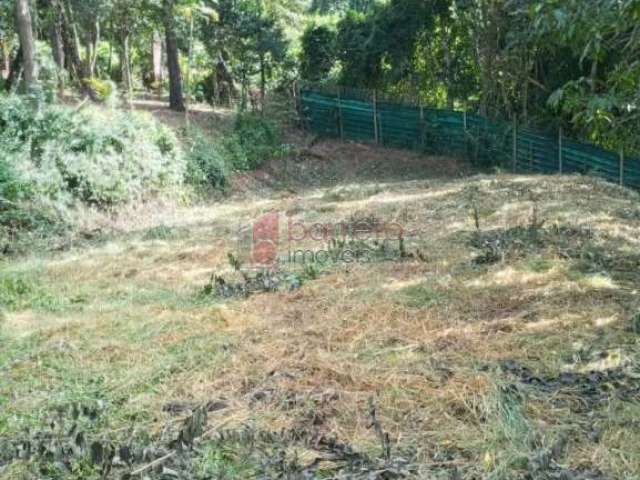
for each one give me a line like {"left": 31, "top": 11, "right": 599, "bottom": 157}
{"left": 298, "top": 85, "right": 640, "bottom": 190}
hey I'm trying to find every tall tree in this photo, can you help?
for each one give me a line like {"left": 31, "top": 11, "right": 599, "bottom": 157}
{"left": 15, "top": 0, "right": 38, "bottom": 91}
{"left": 163, "top": 0, "right": 185, "bottom": 111}
{"left": 300, "top": 23, "right": 337, "bottom": 82}
{"left": 152, "top": 29, "right": 163, "bottom": 85}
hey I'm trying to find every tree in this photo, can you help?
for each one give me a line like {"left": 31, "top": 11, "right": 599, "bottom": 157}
{"left": 163, "top": 0, "right": 185, "bottom": 111}
{"left": 200, "top": 0, "right": 287, "bottom": 108}
{"left": 300, "top": 23, "right": 337, "bottom": 82}
{"left": 336, "top": 11, "right": 381, "bottom": 88}
{"left": 311, "top": 0, "right": 376, "bottom": 14}
{"left": 151, "top": 30, "right": 163, "bottom": 85}
{"left": 15, "top": 0, "right": 38, "bottom": 91}
{"left": 1, "top": 1, "right": 16, "bottom": 86}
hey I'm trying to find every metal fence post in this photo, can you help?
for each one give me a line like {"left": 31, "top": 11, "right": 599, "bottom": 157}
{"left": 337, "top": 87, "right": 344, "bottom": 141}
{"left": 373, "top": 90, "right": 379, "bottom": 144}
{"left": 462, "top": 111, "right": 468, "bottom": 161}
{"left": 620, "top": 150, "right": 625, "bottom": 186}
{"left": 512, "top": 117, "right": 517, "bottom": 173}
{"left": 558, "top": 127, "right": 563, "bottom": 174}
{"left": 420, "top": 104, "right": 425, "bottom": 149}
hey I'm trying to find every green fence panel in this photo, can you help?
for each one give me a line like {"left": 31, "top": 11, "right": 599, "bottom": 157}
{"left": 301, "top": 91, "right": 339, "bottom": 137}
{"left": 300, "top": 88, "right": 638, "bottom": 190}
{"left": 515, "top": 127, "right": 559, "bottom": 174}
{"left": 624, "top": 158, "right": 640, "bottom": 189}
{"left": 377, "top": 102, "right": 422, "bottom": 149}
{"left": 341, "top": 98, "right": 376, "bottom": 141}
{"left": 562, "top": 139, "right": 621, "bottom": 182}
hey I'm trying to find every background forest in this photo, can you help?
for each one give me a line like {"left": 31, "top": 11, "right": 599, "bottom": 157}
{"left": 1, "top": 0, "right": 638, "bottom": 151}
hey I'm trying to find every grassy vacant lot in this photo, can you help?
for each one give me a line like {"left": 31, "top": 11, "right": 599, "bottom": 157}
{"left": 1, "top": 142, "right": 639, "bottom": 479}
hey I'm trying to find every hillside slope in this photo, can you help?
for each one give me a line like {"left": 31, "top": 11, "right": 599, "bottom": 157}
{"left": 1, "top": 149, "right": 639, "bottom": 478}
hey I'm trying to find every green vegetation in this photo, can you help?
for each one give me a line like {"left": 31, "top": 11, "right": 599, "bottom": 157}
{"left": 1, "top": 0, "right": 639, "bottom": 478}
{"left": 184, "top": 128, "right": 229, "bottom": 192}
{"left": 0, "top": 95, "right": 183, "bottom": 206}
{"left": 299, "top": 0, "right": 640, "bottom": 154}
{"left": 0, "top": 95, "right": 184, "bottom": 252}
{"left": 184, "top": 112, "right": 286, "bottom": 193}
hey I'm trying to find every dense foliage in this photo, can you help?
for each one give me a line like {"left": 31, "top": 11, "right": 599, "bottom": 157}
{"left": 0, "top": 96, "right": 184, "bottom": 206}
{"left": 300, "top": 0, "right": 640, "bottom": 153}
{"left": 184, "top": 111, "right": 285, "bottom": 193}
{"left": 0, "top": 95, "right": 184, "bottom": 250}
{"left": 299, "top": 23, "right": 337, "bottom": 82}
{"left": 3, "top": 0, "right": 636, "bottom": 152}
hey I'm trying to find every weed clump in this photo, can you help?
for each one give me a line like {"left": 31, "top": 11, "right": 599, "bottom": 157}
{"left": 223, "top": 112, "right": 290, "bottom": 171}
{"left": 184, "top": 128, "right": 228, "bottom": 193}
{"left": 0, "top": 95, "right": 184, "bottom": 250}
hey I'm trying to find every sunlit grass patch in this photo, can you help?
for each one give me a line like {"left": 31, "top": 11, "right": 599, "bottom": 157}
{"left": 0, "top": 301, "right": 231, "bottom": 438}
{"left": 0, "top": 267, "right": 83, "bottom": 314}
{"left": 395, "top": 283, "right": 449, "bottom": 309}
{"left": 321, "top": 183, "right": 385, "bottom": 202}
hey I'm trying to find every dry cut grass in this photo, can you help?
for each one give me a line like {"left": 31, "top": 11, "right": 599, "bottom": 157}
{"left": 1, "top": 153, "right": 640, "bottom": 478}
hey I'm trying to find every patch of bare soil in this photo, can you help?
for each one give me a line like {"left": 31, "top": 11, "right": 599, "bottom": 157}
{"left": 228, "top": 132, "right": 474, "bottom": 196}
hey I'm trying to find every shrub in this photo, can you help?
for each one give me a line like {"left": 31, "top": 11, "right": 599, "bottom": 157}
{"left": 184, "top": 129, "right": 228, "bottom": 192}
{"left": 0, "top": 95, "right": 184, "bottom": 207}
{"left": 83, "top": 78, "right": 117, "bottom": 103}
{"left": 0, "top": 94, "right": 185, "bottom": 250}
{"left": 223, "top": 112, "right": 286, "bottom": 170}
{"left": 183, "top": 113, "right": 290, "bottom": 194}
{"left": 0, "top": 156, "right": 29, "bottom": 204}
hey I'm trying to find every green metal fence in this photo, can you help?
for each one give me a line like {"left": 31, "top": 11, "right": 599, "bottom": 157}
{"left": 300, "top": 86, "right": 640, "bottom": 190}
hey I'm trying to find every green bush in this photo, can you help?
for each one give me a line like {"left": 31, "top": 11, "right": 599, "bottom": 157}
{"left": 183, "top": 113, "right": 288, "bottom": 195}
{"left": 83, "top": 78, "right": 117, "bottom": 104}
{"left": 223, "top": 112, "right": 286, "bottom": 170}
{"left": 0, "top": 156, "right": 29, "bottom": 203}
{"left": 184, "top": 129, "right": 228, "bottom": 192}
{"left": 0, "top": 94, "right": 184, "bottom": 250}
{"left": 0, "top": 95, "right": 184, "bottom": 207}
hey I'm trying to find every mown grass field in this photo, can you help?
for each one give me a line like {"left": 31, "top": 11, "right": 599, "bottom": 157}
{"left": 1, "top": 141, "right": 639, "bottom": 479}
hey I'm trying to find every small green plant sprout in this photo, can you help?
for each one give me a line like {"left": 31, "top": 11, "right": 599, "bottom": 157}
{"left": 227, "top": 252, "right": 242, "bottom": 271}
{"left": 463, "top": 185, "right": 482, "bottom": 231}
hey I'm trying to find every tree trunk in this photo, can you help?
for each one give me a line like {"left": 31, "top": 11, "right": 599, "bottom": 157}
{"left": 260, "top": 54, "right": 266, "bottom": 111}
{"left": 49, "top": 14, "right": 65, "bottom": 69}
{"left": 163, "top": 0, "right": 185, "bottom": 111}
{"left": 216, "top": 51, "right": 237, "bottom": 105}
{"left": 107, "top": 19, "right": 114, "bottom": 77}
{"left": 590, "top": 60, "right": 598, "bottom": 93}
{"left": 475, "top": 0, "right": 499, "bottom": 117}
{"left": 440, "top": 20, "right": 454, "bottom": 110}
{"left": 121, "top": 32, "right": 133, "bottom": 101}
{"left": 15, "top": 0, "right": 38, "bottom": 91}
{"left": 55, "top": 0, "right": 84, "bottom": 80}
{"left": 185, "top": 15, "right": 194, "bottom": 122}
{"left": 5, "top": 47, "right": 22, "bottom": 92}
{"left": 49, "top": 16, "right": 66, "bottom": 93}
{"left": 87, "top": 19, "right": 100, "bottom": 78}
{"left": 0, "top": 36, "right": 10, "bottom": 80}
{"left": 152, "top": 30, "right": 163, "bottom": 84}
{"left": 53, "top": 0, "right": 98, "bottom": 99}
